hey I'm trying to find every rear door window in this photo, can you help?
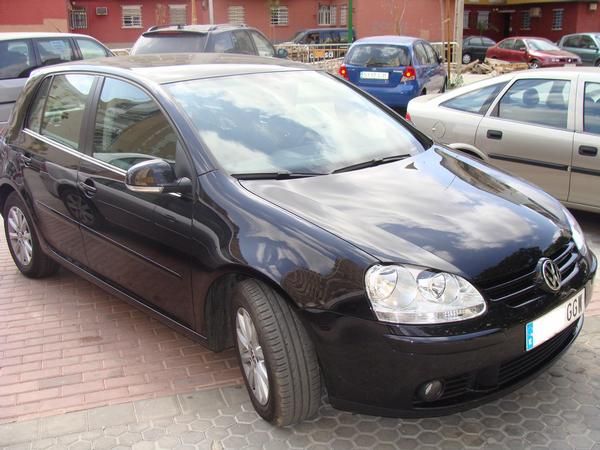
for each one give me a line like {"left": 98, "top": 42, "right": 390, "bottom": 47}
{"left": 584, "top": 82, "right": 600, "bottom": 134}
{"left": 76, "top": 38, "right": 110, "bottom": 59}
{"left": 496, "top": 78, "right": 571, "bottom": 129}
{"left": 40, "top": 74, "right": 95, "bottom": 150}
{"left": 0, "top": 39, "right": 35, "bottom": 80}
{"left": 26, "top": 77, "right": 52, "bottom": 132}
{"left": 34, "top": 38, "right": 76, "bottom": 66}
{"left": 211, "top": 32, "right": 235, "bottom": 53}
{"left": 423, "top": 43, "right": 439, "bottom": 64}
{"left": 442, "top": 82, "right": 508, "bottom": 114}
{"left": 413, "top": 43, "right": 429, "bottom": 66}
{"left": 347, "top": 44, "right": 411, "bottom": 67}
{"left": 499, "top": 39, "right": 515, "bottom": 49}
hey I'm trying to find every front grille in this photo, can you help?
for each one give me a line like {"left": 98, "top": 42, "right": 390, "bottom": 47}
{"left": 482, "top": 241, "right": 580, "bottom": 308}
{"left": 413, "top": 321, "right": 578, "bottom": 408}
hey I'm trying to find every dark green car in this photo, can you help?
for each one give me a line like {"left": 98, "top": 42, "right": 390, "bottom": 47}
{"left": 559, "top": 33, "right": 600, "bottom": 67}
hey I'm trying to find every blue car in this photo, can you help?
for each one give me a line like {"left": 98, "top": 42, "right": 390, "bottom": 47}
{"left": 339, "top": 36, "right": 447, "bottom": 110}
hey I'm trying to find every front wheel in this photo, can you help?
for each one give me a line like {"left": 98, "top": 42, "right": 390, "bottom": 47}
{"left": 231, "top": 279, "right": 321, "bottom": 426}
{"left": 595, "top": 59, "right": 600, "bottom": 67}
{"left": 3, "top": 192, "right": 58, "bottom": 278}
{"left": 529, "top": 59, "right": 540, "bottom": 69}
{"left": 462, "top": 53, "right": 472, "bottom": 64}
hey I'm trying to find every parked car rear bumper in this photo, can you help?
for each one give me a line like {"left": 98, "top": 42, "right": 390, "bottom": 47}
{"left": 361, "top": 83, "right": 420, "bottom": 108}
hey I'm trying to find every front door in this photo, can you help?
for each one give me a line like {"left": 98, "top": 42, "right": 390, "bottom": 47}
{"left": 569, "top": 79, "right": 600, "bottom": 208}
{"left": 475, "top": 77, "right": 575, "bottom": 201}
{"left": 77, "top": 77, "right": 195, "bottom": 326}
{"left": 18, "top": 73, "right": 97, "bottom": 264}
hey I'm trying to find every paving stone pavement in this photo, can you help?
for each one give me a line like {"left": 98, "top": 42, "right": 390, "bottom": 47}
{"left": 1, "top": 315, "right": 599, "bottom": 450}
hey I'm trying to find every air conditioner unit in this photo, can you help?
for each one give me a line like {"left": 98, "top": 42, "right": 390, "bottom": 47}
{"left": 96, "top": 6, "right": 108, "bottom": 16}
{"left": 530, "top": 7, "right": 542, "bottom": 18}
{"left": 590, "top": 3, "right": 598, "bottom": 11}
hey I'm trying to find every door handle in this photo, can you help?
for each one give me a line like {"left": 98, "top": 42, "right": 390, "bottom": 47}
{"left": 487, "top": 130, "right": 503, "bottom": 140}
{"left": 19, "top": 153, "right": 32, "bottom": 167}
{"left": 78, "top": 179, "right": 97, "bottom": 197}
{"left": 579, "top": 145, "right": 598, "bottom": 157}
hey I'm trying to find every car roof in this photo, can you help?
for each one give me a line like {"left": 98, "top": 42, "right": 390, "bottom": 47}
{"left": 299, "top": 28, "right": 349, "bottom": 33}
{"left": 143, "top": 23, "right": 250, "bottom": 34}
{"left": 32, "top": 53, "right": 311, "bottom": 85}
{"left": 353, "top": 35, "right": 420, "bottom": 45}
{"left": 0, "top": 32, "right": 93, "bottom": 41}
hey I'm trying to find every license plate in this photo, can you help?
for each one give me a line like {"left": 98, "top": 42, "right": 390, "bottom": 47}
{"left": 525, "top": 289, "right": 585, "bottom": 351}
{"left": 565, "top": 63, "right": 576, "bottom": 67}
{"left": 360, "top": 71, "right": 389, "bottom": 80}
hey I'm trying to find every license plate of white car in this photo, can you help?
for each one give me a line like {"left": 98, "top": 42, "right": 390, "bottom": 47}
{"left": 360, "top": 71, "right": 389, "bottom": 80}
{"left": 525, "top": 289, "right": 584, "bottom": 351}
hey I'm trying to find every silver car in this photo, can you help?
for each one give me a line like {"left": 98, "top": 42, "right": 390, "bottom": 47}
{"left": 0, "top": 32, "right": 112, "bottom": 130}
{"left": 407, "top": 68, "right": 600, "bottom": 212}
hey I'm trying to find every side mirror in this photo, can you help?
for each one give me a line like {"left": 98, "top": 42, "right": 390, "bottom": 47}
{"left": 276, "top": 48, "right": 288, "bottom": 58}
{"left": 125, "top": 159, "right": 191, "bottom": 194}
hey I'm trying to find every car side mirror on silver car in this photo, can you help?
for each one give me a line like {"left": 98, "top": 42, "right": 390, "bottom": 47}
{"left": 276, "top": 48, "right": 289, "bottom": 59}
{"left": 125, "top": 159, "right": 191, "bottom": 194}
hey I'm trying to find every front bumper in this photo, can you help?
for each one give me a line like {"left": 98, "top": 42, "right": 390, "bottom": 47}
{"left": 301, "top": 252, "right": 596, "bottom": 418}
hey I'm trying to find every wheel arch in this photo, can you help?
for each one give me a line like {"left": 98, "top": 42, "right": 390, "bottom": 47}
{"left": 446, "top": 143, "right": 488, "bottom": 160}
{"left": 202, "top": 266, "right": 299, "bottom": 352}
{"left": 0, "top": 182, "right": 17, "bottom": 217}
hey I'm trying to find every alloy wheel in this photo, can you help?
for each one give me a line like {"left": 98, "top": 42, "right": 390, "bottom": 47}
{"left": 236, "top": 307, "right": 270, "bottom": 405}
{"left": 7, "top": 206, "right": 33, "bottom": 266}
{"left": 462, "top": 53, "right": 471, "bottom": 64}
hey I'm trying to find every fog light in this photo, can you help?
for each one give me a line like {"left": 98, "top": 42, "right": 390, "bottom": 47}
{"left": 418, "top": 380, "right": 444, "bottom": 402}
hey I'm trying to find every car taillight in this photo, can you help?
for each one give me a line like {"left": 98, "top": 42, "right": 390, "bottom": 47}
{"left": 401, "top": 66, "right": 416, "bottom": 82}
{"left": 405, "top": 112, "right": 412, "bottom": 122}
{"left": 339, "top": 64, "right": 349, "bottom": 80}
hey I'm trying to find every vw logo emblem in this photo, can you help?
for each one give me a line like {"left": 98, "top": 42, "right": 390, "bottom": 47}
{"left": 537, "top": 258, "right": 562, "bottom": 293}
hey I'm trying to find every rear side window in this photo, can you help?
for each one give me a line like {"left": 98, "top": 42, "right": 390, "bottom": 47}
{"left": 93, "top": 78, "right": 177, "bottom": 170}
{"left": 133, "top": 33, "right": 207, "bottom": 54}
{"left": 346, "top": 45, "right": 411, "bottom": 67}
{"left": 34, "top": 38, "right": 76, "bottom": 66}
{"left": 499, "top": 39, "right": 514, "bottom": 49}
{"left": 496, "top": 78, "right": 571, "bottom": 130}
{"left": 442, "top": 82, "right": 508, "bottom": 114}
{"left": 482, "top": 38, "right": 495, "bottom": 45}
{"left": 41, "top": 74, "right": 95, "bottom": 150}
{"left": 26, "top": 77, "right": 52, "bottom": 133}
{"left": 250, "top": 31, "right": 274, "bottom": 57}
{"left": 232, "top": 31, "right": 255, "bottom": 55}
{"left": 584, "top": 82, "right": 600, "bottom": 134}
{"left": 76, "top": 38, "right": 109, "bottom": 59}
{"left": 0, "top": 39, "right": 35, "bottom": 80}
{"left": 211, "top": 32, "right": 235, "bottom": 53}
{"left": 423, "top": 43, "right": 439, "bottom": 64}
{"left": 413, "top": 43, "right": 429, "bottom": 65}
{"left": 562, "top": 36, "right": 580, "bottom": 47}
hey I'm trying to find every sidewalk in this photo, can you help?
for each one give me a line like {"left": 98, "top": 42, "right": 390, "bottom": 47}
{"left": 2, "top": 316, "right": 600, "bottom": 449}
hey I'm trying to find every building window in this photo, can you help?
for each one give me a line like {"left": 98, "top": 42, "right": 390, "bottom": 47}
{"left": 552, "top": 9, "right": 564, "bottom": 30}
{"left": 69, "top": 8, "right": 88, "bottom": 29}
{"left": 318, "top": 5, "right": 337, "bottom": 26}
{"left": 521, "top": 11, "right": 531, "bottom": 30}
{"left": 463, "top": 10, "right": 470, "bottom": 29}
{"left": 122, "top": 5, "right": 142, "bottom": 28}
{"left": 270, "top": 6, "right": 288, "bottom": 26}
{"left": 169, "top": 4, "right": 187, "bottom": 25}
{"left": 340, "top": 5, "right": 348, "bottom": 26}
{"left": 228, "top": 6, "right": 245, "bottom": 25}
{"left": 477, "top": 11, "right": 489, "bottom": 30}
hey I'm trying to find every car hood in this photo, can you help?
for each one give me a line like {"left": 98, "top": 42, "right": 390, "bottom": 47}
{"left": 240, "top": 148, "right": 571, "bottom": 286}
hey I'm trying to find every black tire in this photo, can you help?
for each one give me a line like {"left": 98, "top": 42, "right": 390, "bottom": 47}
{"left": 3, "top": 192, "right": 58, "bottom": 278}
{"left": 595, "top": 59, "right": 600, "bottom": 67}
{"left": 462, "top": 53, "right": 472, "bottom": 64}
{"left": 529, "top": 59, "right": 540, "bottom": 69}
{"left": 231, "top": 279, "right": 321, "bottom": 426}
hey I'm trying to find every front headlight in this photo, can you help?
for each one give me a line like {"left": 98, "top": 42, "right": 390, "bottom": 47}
{"left": 564, "top": 208, "right": 587, "bottom": 256}
{"left": 365, "top": 265, "right": 487, "bottom": 324}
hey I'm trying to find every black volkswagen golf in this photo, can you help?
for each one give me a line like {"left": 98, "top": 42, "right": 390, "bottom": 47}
{"left": 0, "top": 54, "right": 595, "bottom": 426}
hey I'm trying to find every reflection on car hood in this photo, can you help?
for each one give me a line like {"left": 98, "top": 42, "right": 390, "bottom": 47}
{"left": 241, "top": 148, "right": 571, "bottom": 285}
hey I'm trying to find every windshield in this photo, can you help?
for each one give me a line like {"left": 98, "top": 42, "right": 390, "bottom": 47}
{"left": 346, "top": 44, "right": 411, "bottom": 67}
{"left": 166, "top": 71, "right": 426, "bottom": 175}
{"left": 525, "top": 39, "right": 559, "bottom": 51}
{"left": 132, "top": 33, "right": 207, "bottom": 54}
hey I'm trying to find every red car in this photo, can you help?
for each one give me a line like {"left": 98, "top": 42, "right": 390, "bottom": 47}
{"left": 486, "top": 37, "right": 581, "bottom": 68}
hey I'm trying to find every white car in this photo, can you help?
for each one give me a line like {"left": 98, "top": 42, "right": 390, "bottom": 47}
{"left": 407, "top": 68, "right": 600, "bottom": 212}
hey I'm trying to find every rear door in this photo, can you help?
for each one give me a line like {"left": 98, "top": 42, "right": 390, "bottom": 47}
{"left": 475, "top": 76, "right": 575, "bottom": 201}
{"left": 18, "top": 74, "right": 97, "bottom": 264}
{"left": 77, "top": 76, "right": 195, "bottom": 325}
{"left": 569, "top": 78, "right": 600, "bottom": 208}
{"left": 575, "top": 35, "right": 599, "bottom": 66}
{"left": 491, "top": 38, "right": 515, "bottom": 61}
{"left": 423, "top": 41, "right": 445, "bottom": 91}
{"left": 0, "top": 39, "right": 37, "bottom": 128}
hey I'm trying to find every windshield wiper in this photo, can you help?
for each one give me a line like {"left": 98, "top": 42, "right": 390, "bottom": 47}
{"left": 232, "top": 171, "right": 326, "bottom": 180}
{"left": 331, "top": 154, "right": 411, "bottom": 174}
